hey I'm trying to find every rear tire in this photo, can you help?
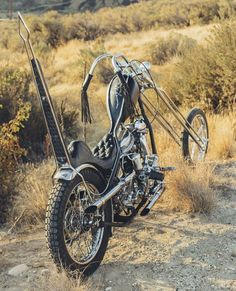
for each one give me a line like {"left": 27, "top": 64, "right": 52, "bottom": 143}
{"left": 45, "top": 168, "right": 112, "bottom": 277}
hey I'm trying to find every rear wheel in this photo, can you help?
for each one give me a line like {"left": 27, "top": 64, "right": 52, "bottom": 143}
{"left": 45, "top": 168, "right": 112, "bottom": 277}
{"left": 182, "top": 108, "right": 209, "bottom": 163}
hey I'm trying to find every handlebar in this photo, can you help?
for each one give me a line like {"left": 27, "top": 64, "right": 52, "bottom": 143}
{"left": 82, "top": 53, "right": 112, "bottom": 92}
{"left": 88, "top": 53, "right": 112, "bottom": 75}
{"left": 83, "top": 53, "right": 153, "bottom": 93}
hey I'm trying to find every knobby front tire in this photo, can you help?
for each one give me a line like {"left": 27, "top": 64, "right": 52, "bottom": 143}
{"left": 45, "top": 168, "right": 112, "bottom": 277}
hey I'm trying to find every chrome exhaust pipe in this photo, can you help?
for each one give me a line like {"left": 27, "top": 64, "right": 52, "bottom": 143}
{"left": 140, "top": 185, "right": 165, "bottom": 216}
{"left": 85, "top": 172, "right": 135, "bottom": 214}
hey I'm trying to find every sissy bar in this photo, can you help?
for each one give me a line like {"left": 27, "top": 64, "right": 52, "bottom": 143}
{"left": 18, "top": 12, "right": 71, "bottom": 167}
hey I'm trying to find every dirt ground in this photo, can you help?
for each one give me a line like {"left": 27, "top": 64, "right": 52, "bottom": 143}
{"left": 0, "top": 161, "right": 236, "bottom": 291}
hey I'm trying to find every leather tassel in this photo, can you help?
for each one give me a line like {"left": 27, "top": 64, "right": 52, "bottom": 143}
{"left": 81, "top": 88, "right": 92, "bottom": 124}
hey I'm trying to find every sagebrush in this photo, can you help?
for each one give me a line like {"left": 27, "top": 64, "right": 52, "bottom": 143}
{"left": 166, "top": 21, "right": 236, "bottom": 112}
{"left": 0, "top": 100, "right": 30, "bottom": 223}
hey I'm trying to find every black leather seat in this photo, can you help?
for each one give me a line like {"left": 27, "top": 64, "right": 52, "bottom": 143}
{"left": 68, "top": 140, "right": 116, "bottom": 171}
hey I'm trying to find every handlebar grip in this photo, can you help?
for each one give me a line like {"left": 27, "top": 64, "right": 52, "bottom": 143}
{"left": 82, "top": 73, "right": 93, "bottom": 91}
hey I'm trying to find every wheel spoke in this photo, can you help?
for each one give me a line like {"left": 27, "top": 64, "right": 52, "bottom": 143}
{"left": 63, "top": 182, "right": 104, "bottom": 264}
{"left": 186, "top": 112, "right": 208, "bottom": 163}
{"left": 191, "top": 140, "right": 197, "bottom": 160}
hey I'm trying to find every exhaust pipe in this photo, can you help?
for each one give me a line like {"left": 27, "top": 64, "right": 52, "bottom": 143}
{"left": 85, "top": 172, "right": 135, "bottom": 214}
{"left": 140, "top": 185, "right": 165, "bottom": 216}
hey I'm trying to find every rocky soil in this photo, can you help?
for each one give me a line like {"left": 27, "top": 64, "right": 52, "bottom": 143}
{"left": 0, "top": 161, "right": 236, "bottom": 291}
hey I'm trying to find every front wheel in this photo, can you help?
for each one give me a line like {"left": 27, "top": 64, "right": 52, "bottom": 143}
{"left": 182, "top": 108, "right": 209, "bottom": 163}
{"left": 45, "top": 168, "right": 112, "bottom": 277}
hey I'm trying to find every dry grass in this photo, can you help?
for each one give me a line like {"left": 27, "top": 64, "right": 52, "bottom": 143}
{"left": 105, "top": 24, "right": 213, "bottom": 60}
{"left": 40, "top": 272, "right": 78, "bottom": 291}
{"left": 207, "top": 112, "right": 236, "bottom": 160}
{"left": 35, "top": 266, "right": 93, "bottom": 291}
{"left": 164, "top": 161, "right": 215, "bottom": 214}
{"left": 153, "top": 124, "right": 216, "bottom": 214}
{"left": 12, "top": 159, "right": 54, "bottom": 227}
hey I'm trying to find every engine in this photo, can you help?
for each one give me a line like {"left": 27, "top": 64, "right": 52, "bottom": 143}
{"left": 114, "top": 118, "right": 164, "bottom": 212}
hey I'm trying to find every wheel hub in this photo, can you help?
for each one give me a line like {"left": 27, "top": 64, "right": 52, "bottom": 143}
{"left": 65, "top": 208, "right": 101, "bottom": 234}
{"left": 81, "top": 213, "right": 93, "bottom": 232}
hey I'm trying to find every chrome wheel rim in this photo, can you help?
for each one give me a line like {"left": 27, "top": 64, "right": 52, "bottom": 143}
{"left": 189, "top": 114, "right": 208, "bottom": 162}
{"left": 63, "top": 183, "right": 104, "bottom": 264}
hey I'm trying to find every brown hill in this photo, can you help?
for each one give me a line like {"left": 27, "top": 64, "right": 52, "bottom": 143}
{"left": 0, "top": 0, "right": 139, "bottom": 14}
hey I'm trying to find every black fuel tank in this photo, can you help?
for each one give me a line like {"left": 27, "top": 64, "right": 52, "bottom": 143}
{"left": 107, "top": 75, "right": 140, "bottom": 127}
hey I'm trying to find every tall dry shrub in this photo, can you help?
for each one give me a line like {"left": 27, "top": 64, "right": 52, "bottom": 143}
{"left": 0, "top": 101, "right": 30, "bottom": 223}
{"left": 150, "top": 33, "right": 197, "bottom": 65}
{"left": 23, "top": 0, "right": 236, "bottom": 48}
{"left": 0, "top": 67, "right": 31, "bottom": 124}
{"left": 0, "top": 65, "right": 48, "bottom": 159}
{"left": 166, "top": 21, "right": 236, "bottom": 112}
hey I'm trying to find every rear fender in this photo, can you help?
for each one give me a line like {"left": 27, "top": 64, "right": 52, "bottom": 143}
{"left": 53, "top": 163, "right": 98, "bottom": 181}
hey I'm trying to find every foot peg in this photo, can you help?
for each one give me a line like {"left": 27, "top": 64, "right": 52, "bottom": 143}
{"left": 149, "top": 170, "right": 164, "bottom": 181}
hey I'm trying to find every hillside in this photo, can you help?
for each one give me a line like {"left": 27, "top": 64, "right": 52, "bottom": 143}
{"left": 0, "top": 0, "right": 138, "bottom": 14}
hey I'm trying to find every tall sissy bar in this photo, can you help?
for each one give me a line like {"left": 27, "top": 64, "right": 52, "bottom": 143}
{"left": 18, "top": 12, "right": 92, "bottom": 188}
{"left": 18, "top": 12, "right": 71, "bottom": 167}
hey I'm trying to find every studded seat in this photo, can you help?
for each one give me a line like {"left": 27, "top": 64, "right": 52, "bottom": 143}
{"left": 68, "top": 133, "right": 115, "bottom": 170}
{"left": 93, "top": 133, "right": 114, "bottom": 160}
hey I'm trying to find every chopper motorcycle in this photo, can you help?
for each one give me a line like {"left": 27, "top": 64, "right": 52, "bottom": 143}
{"left": 18, "top": 13, "right": 209, "bottom": 276}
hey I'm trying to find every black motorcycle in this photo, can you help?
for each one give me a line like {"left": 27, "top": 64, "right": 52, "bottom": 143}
{"left": 18, "top": 13, "right": 209, "bottom": 277}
